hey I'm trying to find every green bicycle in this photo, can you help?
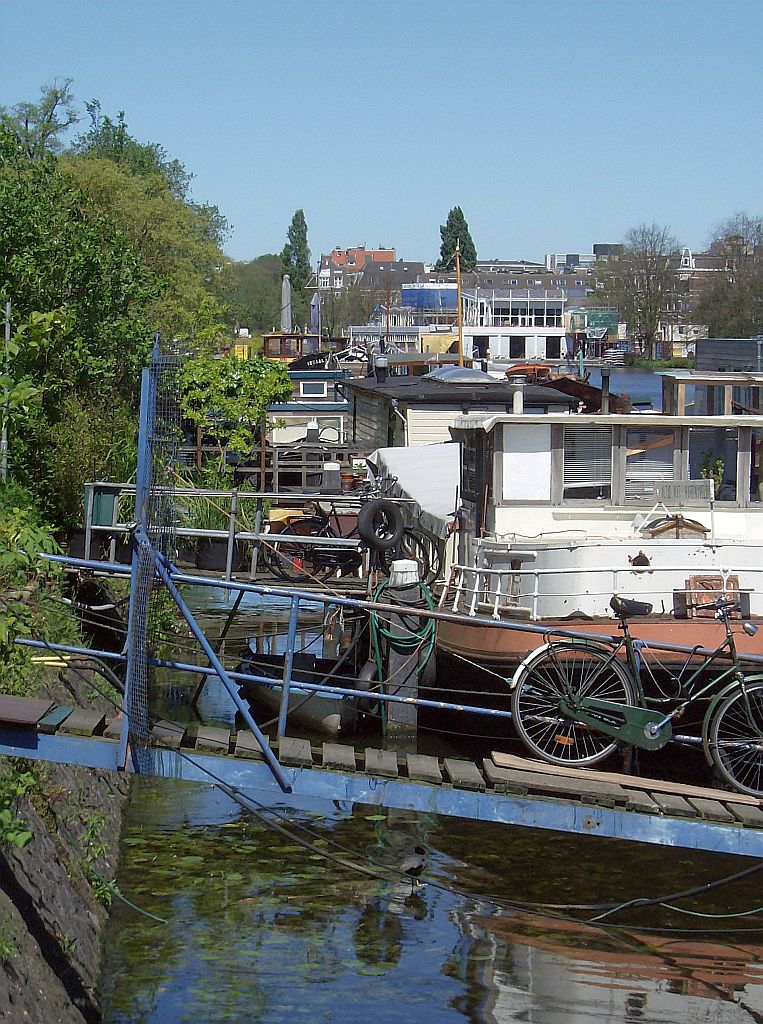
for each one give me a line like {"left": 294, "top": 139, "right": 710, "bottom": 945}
{"left": 510, "top": 595, "right": 763, "bottom": 796}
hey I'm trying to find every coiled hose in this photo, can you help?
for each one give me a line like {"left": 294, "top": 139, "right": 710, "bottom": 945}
{"left": 369, "top": 579, "right": 436, "bottom": 726}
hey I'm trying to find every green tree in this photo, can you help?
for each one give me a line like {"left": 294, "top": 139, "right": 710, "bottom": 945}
{"left": 60, "top": 149, "right": 227, "bottom": 342}
{"left": 0, "top": 127, "right": 157, "bottom": 403}
{"left": 73, "top": 100, "right": 192, "bottom": 199}
{"left": 435, "top": 207, "right": 477, "bottom": 272}
{"left": 179, "top": 355, "right": 292, "bottom": 469}
{"left": 695, "top": 212, "right": 763, "bottom": 337}
{"left": 597, "top": 223, "right": 680, "bottom": 360}
{"left": 281, "top": 210, "right": 311, "bottom": 327}
{"left": 224, "top": 254, "right": 282, "bottom": 333}
{"left": 0, "top": 79, "right": 78, "bottom": 160}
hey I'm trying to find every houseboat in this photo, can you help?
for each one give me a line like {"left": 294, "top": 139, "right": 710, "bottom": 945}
{"left": 435, "top": 411, "right": 763, "bottom": 689}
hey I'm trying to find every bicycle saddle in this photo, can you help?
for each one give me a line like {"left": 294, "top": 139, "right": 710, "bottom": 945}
{"left": 610, "top": 595, "right": 653, "bottom": 618}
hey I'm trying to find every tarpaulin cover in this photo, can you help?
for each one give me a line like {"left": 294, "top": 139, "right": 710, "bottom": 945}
{"left": 365, "top": 442, "right": 460, "bottom": 539}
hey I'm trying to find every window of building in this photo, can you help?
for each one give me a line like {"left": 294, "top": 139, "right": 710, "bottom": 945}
{"left": 510, "top": 279, "right": 518, "bottom": 286}
{"left": 546, "top": 337, "right": 561, "bottom": 359}
{"left": 299, "top": 381, "right": 328, "bottom": 398}
{"left": 509, "top": 337, "right": 526, "bottom": 358}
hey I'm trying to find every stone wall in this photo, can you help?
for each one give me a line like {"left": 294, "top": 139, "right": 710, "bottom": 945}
{"left": 0, "top": 670, "right": 129, "bottom": 1023}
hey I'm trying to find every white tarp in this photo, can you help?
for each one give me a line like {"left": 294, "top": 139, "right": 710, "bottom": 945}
{"left": 366, "top": 442, "right": 460, "bottom": 539}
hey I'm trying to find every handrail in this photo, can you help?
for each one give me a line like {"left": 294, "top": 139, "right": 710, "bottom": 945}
{"left": 440, "top": 561, "right": 756, "bottom": 622}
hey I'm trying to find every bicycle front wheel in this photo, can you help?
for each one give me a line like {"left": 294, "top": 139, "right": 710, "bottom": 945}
{"left": 270, "top": 519, "right": 338, "bottom": 584}
{"left": 511, "top": 641, "right": 637, "bottom": 767}
{"left": 706, "top": 681, "right": 763, "bottom": 797}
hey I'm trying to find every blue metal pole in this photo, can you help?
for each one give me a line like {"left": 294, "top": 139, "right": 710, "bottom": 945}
{"left": 277, "top": 596, "right": 300, "bottom": 738}
{"left": 118, "top": 364, "right": 155, "bottom": 770}
{"left": 151, "top": 546, "right": 291, "bottom": 792}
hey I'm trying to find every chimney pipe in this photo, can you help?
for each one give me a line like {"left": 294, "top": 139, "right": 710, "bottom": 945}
{"left": 375, "top": 355, "right": 388, "bottom": 383}
{"left": 601, "top": 367, "right": 611, "bottom": 414}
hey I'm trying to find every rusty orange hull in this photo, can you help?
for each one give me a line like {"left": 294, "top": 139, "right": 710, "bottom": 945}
{"left": 436, "top": 614, "right": 763, "bottom": 669}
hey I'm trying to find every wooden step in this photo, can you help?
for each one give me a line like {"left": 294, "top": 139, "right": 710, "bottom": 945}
{"left": 491, "top": 750, "right": 762, "bottom": 805}
{"left": 0, "top": 695, "right": 53, "bottom": 726}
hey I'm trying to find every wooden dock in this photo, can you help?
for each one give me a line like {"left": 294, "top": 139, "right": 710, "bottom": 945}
{"left": 0, "top": 694, "right": 762, "bottom": 857}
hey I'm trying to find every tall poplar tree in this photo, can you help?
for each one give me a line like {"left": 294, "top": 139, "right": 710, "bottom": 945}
{"left": 281, "top": 209, "right": 311, "bottom": 291}
{"left": 435, "top": 206, "right": 477, "bottom": 272}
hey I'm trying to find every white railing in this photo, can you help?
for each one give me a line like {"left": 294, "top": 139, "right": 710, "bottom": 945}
{"left": 439, "top": 562, "right": 754, "bottom": 621}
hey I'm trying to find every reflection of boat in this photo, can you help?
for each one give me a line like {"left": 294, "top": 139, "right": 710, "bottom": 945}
{"left": 236, "top": 644, "right": 376, "bottom": 738}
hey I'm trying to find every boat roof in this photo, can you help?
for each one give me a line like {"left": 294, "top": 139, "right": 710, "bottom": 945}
{"left": 452, "top": 411, "right": 763, "bottom": 432}
{"left": 344, "top": 374, "right": 579, "bottom": 408}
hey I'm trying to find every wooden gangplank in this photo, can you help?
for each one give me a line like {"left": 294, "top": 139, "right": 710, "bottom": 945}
{"left": 0, "top": 695, "right": 762, "bottom": 857}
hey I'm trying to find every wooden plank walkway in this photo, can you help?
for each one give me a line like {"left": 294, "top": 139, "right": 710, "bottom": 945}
{"left": 0, "top": 694, "right": 761, "bottom": 857}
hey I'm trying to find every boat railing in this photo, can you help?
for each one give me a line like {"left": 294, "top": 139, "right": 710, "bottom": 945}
{"left": 439, "top": 562, "right": 755, "bottom": 621}
{"left": 81, "top": 482, "right": 370, "bottom": 580}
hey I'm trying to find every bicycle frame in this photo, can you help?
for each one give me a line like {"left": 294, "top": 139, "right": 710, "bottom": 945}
{"left": 536, "top": 606, "right": 755, "bottom": 752}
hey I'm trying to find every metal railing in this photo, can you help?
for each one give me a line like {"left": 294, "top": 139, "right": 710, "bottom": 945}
{"left": 439, "top": 561, "right": 757, "bottom": 622}
{"left": 82, "top": 482, "right": 367, "bottom": 581}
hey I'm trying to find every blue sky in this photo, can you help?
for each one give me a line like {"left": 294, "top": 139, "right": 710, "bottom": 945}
{"left": 4, "top": 0, "right": 762, "bottom": 266}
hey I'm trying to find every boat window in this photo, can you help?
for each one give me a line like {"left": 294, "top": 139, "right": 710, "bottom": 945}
{"left": 688, "top": 426, "right": 739, "bottom": 502}
{"left": 625, "top": 428, "right": 675, "bottom": 500}
{"left": 563, "top": 425, "right": 612, "bottom": 499}
{"left": 300, "top": 381, "right": 328, "bottom": 398}
{"left": 462, "top": 433, "right": 483, "bottom": 501}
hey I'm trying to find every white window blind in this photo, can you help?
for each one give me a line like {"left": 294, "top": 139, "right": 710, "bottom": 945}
{"left": 563, "top": 426, "right": 612, "bottom": 495}
{"left": 625, "top": 429, "right": 674, "bottom": 499}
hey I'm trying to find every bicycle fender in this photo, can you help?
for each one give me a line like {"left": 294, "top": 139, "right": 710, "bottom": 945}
{"left": 701, "top": 672, "right": 763, "bottom": 765}
{"left": 509, "top": 639, "right": 614, "bottom": 691}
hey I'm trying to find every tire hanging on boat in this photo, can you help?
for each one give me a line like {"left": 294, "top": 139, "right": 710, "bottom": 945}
{"left": 357, "top": 498, "right": 405, "bottom": 551}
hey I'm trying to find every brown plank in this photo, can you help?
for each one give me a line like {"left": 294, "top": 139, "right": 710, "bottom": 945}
{"left": 278, "top": 736, "right": 313, "bottom": 768}
{"left": 151, "top": 720, "right": 186, "bottom": 750}
{"left": 0, "top": 695, "right": 53, "bottom": 726}
{"left": 322, "top": 742, "right": 356, "bottom": 772}
{"left": 649, "top": 792, "right": 694, "bottom": 817}
{"left": 688, "top": 797, "right": 736, "bottom": 823}
{"left": 483, "top": 759, "right": 530, "bottom": 794}
{"left": 491, "top": 750, "right": 761, "bottom": 805}
{"left": 104, "top": 715, "right": 123, "bottom": 740}
{"left": 484, "top": 760, "right": 626, "bottom": 808}
{"left": 406, "top": 754, "right": 442, "bottom": 786}
{"left": 233, "top": 730, "right": 266, "bottom": 760}
{"left": 624, "top": 790, "right": 661, "bottom": 814}
{"left": 729, "top": 804, "right": 763, "bottom": 827}
{"left": 195, "top": 726, "right": 231, "bottom": 754}
{"left": 444, "top": 759, "right": 485, "bottom": 791}
{"left": 365, "top": 748, "right": 398, "bottom": 779}
{"left": 59, "top": 709, "right": 105, "bottom": 737}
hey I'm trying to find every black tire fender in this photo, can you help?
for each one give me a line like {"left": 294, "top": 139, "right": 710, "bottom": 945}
{"left": 357, "top": 498, "right": 405, "bottom": 551}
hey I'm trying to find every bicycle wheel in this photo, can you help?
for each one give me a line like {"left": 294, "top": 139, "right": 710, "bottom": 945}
{"left": 511, "top": 641, "right": 637, "bottom": 767}
{"left": 706, "top": 681, "right": 763, "bottom": 796}
{"left": 269, "top": 519, "right": 338, "bottom": 584}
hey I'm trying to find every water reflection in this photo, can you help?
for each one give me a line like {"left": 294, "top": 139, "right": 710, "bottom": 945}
{"left": 100, "top": 779, "right": 763, "bottom": 1024}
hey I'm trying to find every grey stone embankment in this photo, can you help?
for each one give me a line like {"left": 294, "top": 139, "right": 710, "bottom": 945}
{"left": 0, "top": 669, "right": 129, "bottom": 1023}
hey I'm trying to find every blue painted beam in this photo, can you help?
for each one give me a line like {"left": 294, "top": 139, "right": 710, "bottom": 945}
{"left": 0, "top": 730, "right": 760, "bottom": 859}
{"left": 0, "top": 729, "right": 119, "bottom": 771}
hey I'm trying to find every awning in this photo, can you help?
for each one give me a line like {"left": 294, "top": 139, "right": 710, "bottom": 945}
{"left": 365, "top": 443, "right": 460, "bottom": 539}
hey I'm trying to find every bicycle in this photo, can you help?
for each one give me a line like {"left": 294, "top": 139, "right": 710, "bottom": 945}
{"left": 266, "top": 489, "right": 406, "bottom": 585}
{"left": 510, "top": 595, "right": 763, "bottom": 796}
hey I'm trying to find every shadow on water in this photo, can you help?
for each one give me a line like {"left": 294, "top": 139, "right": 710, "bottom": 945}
{"left": 100, "top": 776, "right": 763, "bottom": 1024}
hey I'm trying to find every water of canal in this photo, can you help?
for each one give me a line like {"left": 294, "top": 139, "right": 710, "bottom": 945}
{"left": 99, "top": 590, "right": 763, "bottom": 1023}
